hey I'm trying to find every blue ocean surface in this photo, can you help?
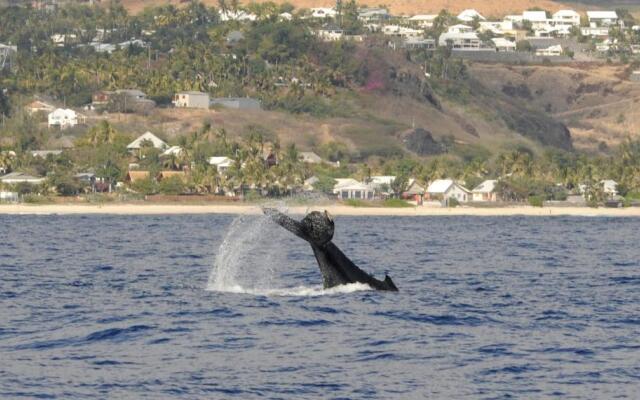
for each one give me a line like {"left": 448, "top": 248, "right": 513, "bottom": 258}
{"left": 1, "top": 214, "right": 639, "bottom": 399}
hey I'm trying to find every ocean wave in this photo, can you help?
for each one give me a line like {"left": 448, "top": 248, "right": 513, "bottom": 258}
{"left": 207, "top": 282, "right": 373, "bottom": 297}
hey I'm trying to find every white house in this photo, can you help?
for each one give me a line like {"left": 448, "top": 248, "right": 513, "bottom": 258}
{"left": 426, "top": 179, "right": 470, "bottom": 203}
{"left": 333, "top": 179, "right": 375, "bottom": 200}
{"left": 457, "top": 9, "right": 485, "bottom": 23}
{"left": 552, "top": 10, "right": 580, "bottom": 28}
{"left": 310, "top": 7, "right": 337, "bottom": 19}
{"left": 382, "top": 25, "right": 423, "bottom": 38}
{"left": 48, "top": 108, "right": 83, "bottom": 129}
{"left": 0, "top": 172, "right": 45, "bottom": 185}
{"left": 173, "top": 91, "right": 210, "bottom": 109}
{"left": 472, "top": 180, "right": 498, "bottom": 202}
{"left": 536, "top": 44, "right": 563, "bottom": 56}
{"left": 317, "top": 27, "right": 344, "bottom": 41}
{"left": 208, "top": 156, "right": 233, "bottom": 173}
{"left": 161, "top": 146, "right": 184, "bottom": 157}
{"left": 523, "top": 11, "right": 551, "bottom": 30}
{"left": 601, "top": 180, "right": 618, "bottom": 196}
{"left": 439, "top": 32, "right": 483, "bottom": 49}
{"left": 407, "top": 14, "right": 437, "bottom": 28}
{"left": 447, "top": 24, "right": 474, "bottom": 34}
{"left": 492, "top": 38, "right": 516, "bottom": 52}
{"left": 581, "top": 27, "right": 610, "bottom": 38}
{"left": 219, "top": 10, "right": 257, "bottom": 21}
{"left": 587, "top": 11, "right": 618, "bottom": 27}
{"left": 127, "top": 131, "right": 168, "bottom": 151}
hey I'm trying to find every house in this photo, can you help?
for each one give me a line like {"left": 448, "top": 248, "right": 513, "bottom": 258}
{"left": 92, "top": 89, "right": 154, "bottom": 110}
{"left": 303, "top": 176, "right": 319, "bottom": 192}
{"left": 219, "top": 10, "right": 257, "bottom": 21}
{"left": 299, "top": 151, "right": 323, "bottom": 164}
{"left": 50, "top": 33, "right": 77, "bottom": 47}
{"left": 125, "top": 170, "right": 150, "bottom": 183}
{"left": 210, "top": 97, "right": 261, "bottom": 110}
{"left": 208, "top": 156, "right": 233, "bottom": 173}
{"left": 407, "top": 14, "right": 437, "bottom": 28}
{"left": 358, "top": 8, "right": 389, "bottom": 22}
{"left": 581, "top": 27, "right": 610, "bottom": 38}
{"left": 399, "top": 37, "right": 437, "bottom": 50}
{"left": 552, "top": 10, "right": 580, "bottom": 28}
{"left": 333, "top": 179, "right": 375, "bottom": 200}
{"left": 310, "top": 7, "right": 337, "bottom": 19}
{"left": 0, "top": 191, "right": 19, "bottom": 202}
{"left": 0, "top": 172, "right": 45, "bottom": 185}
{"left": 536, "top": 44, "right": 563, "bottom": 57}
{"left": 587, "top": 11, "right": 618, "bottom": 27}
{"left": 161, "top": 146, "right": 184, "bottom": 158}
{"left": 472, "top": 180, "right": 498, "bottom": 202}
{"left": 457, "top": 9, "right": 485, "bottom": 23}
{"left": 426, "top": 179, "right": 470, "bottom": 203}
{"left": 25, "top": 100, "right": 56, "bottom": 115}
{"left": 601, "top": 180, "right": 618, "bottom": 197}
{"left": 316, "top": 26, "right": 344, "bottom": 41}
{"left": 522, "top": 11, "right": 550, "bottom": 30}
{"left": 127, "top": 131, "right": 168, "bottom": 151}
{"left": 48, "top": 108, "right": 84, "bottom": 129}
{"left": 403, "top": 180, "right": 425, "bottom": 204}
{"left": 439, "top": 32, "right": 483, "bottom": 50}
{"left": 382, "top": 25, "right": 423, "bottom": 39}
{"left": 173, "top": 91, "right": 210, "bottom": 109}
{"left": 479, "top": 21, "right": 513, "bottom": 35}
{"left": 492, "top": 38, "right": 516, "bottom": 52}
{"left": 447, "top": 24, "right": 474, "bottom": 34}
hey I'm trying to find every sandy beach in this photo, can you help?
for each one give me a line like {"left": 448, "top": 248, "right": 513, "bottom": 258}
{"left": 0, "top": 203, "right": 639, "bottom": 217}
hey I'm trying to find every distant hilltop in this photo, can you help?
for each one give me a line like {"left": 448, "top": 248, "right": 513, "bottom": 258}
{"left": 120, "top": 0, "right": 572, "bottom": 16}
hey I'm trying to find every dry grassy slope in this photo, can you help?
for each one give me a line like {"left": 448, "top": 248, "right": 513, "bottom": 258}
{"left": 469, "top": 63, "right": 640, "bottom": 151}
{"left": 122, "top": 0, "right": 571, "bottom": 16}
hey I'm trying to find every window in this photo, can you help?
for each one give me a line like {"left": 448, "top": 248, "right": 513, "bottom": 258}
{"left": 341, "top": 190, "right": 348, "bottom": 199}
{"left": 355, "top": 190, "right": 362, "bottom": 199}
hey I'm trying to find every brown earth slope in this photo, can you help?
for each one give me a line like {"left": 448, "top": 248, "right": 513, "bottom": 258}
{"left": 122, "top": 0, "right": 570, "bottom": 16}
{"left": 469, "top": 63, "right": 640, "bottom": 152}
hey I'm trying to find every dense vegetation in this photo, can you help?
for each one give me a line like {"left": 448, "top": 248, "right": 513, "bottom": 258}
{"left": 0, "top": 1, "right": 639, "bottom": 203}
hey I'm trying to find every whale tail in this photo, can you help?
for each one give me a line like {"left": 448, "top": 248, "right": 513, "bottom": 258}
{"left": 264, "top": 208, "right": 398, "bottom": 292}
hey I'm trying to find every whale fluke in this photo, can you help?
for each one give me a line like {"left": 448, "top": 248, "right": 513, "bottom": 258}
{"left": 264, "top": 208, "right": 398, "bottom": 291}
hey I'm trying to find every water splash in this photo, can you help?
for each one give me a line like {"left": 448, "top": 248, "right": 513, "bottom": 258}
{"left": 206, "top": 204, "right": 373, "bottom": 297}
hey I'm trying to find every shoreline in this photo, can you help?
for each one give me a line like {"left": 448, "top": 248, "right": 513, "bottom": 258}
{"left": 1, "top": 203, "right": 640, "bottom": 217}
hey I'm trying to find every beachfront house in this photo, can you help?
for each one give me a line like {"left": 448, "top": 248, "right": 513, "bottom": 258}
{"left": 127, "top": 131, "right": 168, "bottom": 152}
{"left": 601, "top": 180, "right": 619, "bottom": 197}
{"left": 48, "top": 108, "right": 84, "bottom": 129}
{"left": 426, "top": 179, "right": 470, "bottom": 203}
{"left": 208, "top": 156, "right": 233, "bottom": 173}
{"left": 472, "top": 180, "right": 498, "bottom": 202}
{"left": 403, "top": 180, "right": 426, "bottom": 204}
{"left": 173, "top": 91, "right": 210, "bottom": 109}
{"left": 333, "top": 178, "right": 375, "bottom": 200}
{"left": 125, "top": 170, "right": 150, "bottom": 183}
{"left": 0, "top": 172, "right": 45, "bottom": 185}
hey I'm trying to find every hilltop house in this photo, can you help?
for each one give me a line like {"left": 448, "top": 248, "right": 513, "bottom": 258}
{"left": 92, "top": 89, "right": 155, "bottom": 112}
{"left": 310, "top": 7, "right": 337, "bottom": 19}
{"left": 552, "top": 10, "right": 580, "bottom": 32}
{"left": 407, "top": 14, "right": 437, "bottom": 28}
{"left": 587, "top": 11, "right": 619, "bottom": 27}
{"left": 127, "top": 131, "right": 168, "bottom": 152}
{"left": 358, "top": 8, "right": 390, "bottom": 22}
{"left": 522, "top": 11, "right": 550, "bottom": 31}
{"left": 492, "top": 38, "right": 516, "bottom": 52}
{"left": 382, "top": 25, "right": 423, "bottom": 39}
{"left": 426, "top": 179, "right": 470, "bottom": 203}
{"left": 161, "top": 146, "right": 184, "bottom": 158}
{"left": 536, "top": 44, "right": 563, "bottom": 57}
{"left": 457, "top": 9, "right": 485, "bottom": 23}
{"left": 439, "top": 31, "right": 483, "bottom": 50}
{"left": 26, "top": 99, "right": 56, "bottom": 115}
{"left": 173, "top": 91, "right": 210, "bottom": 109}
{"left": 48, "top": 108, "right": 84, "bottom": 129}
{"left": 472, "top": 180, "right": 498, "bottom": 202}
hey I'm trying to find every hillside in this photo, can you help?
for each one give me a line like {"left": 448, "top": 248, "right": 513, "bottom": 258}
{"left": 468, "top": 63, "right": 640, "bottom": 153}
{"left": 122, "top": 0, "right": 569, "bottom": 16}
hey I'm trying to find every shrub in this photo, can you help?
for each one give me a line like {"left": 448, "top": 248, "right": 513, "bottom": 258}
{"left": 447, "top": 197, "right": 459, "bottom": 208}
{"left": 383, "top": 198, "right": 412, "bottom": 208}
{"left": 158, "top": 176, "right": 186, "bottom": 195}
{"left": 528, "top": 195, "right": 544, "bottom": 207}
{"left": 131, "top": 178, "right": 158, "bottom": 195}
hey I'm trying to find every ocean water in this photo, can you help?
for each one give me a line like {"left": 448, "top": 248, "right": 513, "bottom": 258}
{"left": 1, "top": 214, "right": 639, "bottom": 399}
